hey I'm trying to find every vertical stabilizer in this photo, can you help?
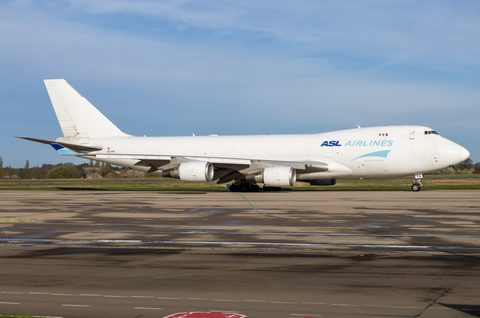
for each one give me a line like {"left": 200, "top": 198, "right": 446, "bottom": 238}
{"left": 44, "top": 79, "right": 129, "bottom": 138}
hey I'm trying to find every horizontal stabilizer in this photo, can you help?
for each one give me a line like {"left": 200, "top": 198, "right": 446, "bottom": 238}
{"left": 16, "top": 136, "right": 103, "bottom": 153}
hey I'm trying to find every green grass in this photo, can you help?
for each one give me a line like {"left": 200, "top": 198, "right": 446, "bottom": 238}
{"left": 0, "top": 176, "right": 479, "bottom": 191}
{"left": 0, "top": 312, "right": 33, "bottom": 318}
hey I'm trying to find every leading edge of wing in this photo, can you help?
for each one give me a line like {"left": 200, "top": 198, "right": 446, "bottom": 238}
{"left": 92, "top": 153, "right": 329, "bottom": 172}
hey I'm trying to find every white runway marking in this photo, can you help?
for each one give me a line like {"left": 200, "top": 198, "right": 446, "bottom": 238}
{"left": 243, "top": 300, "right": 268, "bottom": 302}
{"left": 134, "top": 307, "right": 162, "bottom": 310}
{"left": 0, "top": 288, "right": 455, "bottom": 313}
{"left": 158, "top": 297, "right": 180, "bottom": 300}
{"left": 187, "top": 297, "right": 208, "bottom": 300}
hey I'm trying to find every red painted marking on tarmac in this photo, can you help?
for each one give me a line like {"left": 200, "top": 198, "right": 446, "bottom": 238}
{"left": 163, "top": 312, "right": 246, "bottom": 318}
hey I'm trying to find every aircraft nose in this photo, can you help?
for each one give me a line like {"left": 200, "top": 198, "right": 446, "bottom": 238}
{"left": 436, "top": 137, "right": 470, "bottom": 166}
{"left": 460, "top": 146, "right": 470, "bottom": 162}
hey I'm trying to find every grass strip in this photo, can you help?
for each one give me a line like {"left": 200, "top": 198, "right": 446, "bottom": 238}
{"left": 0, "top": 176, "right": 479, "bottom": 191}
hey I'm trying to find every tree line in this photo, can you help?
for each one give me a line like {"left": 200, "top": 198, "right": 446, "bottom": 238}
{"left": 0, "top": 155, "right": 479, "bottom": 179}
{"left": 0, "top": 157, "right": 124, "bottom": 179}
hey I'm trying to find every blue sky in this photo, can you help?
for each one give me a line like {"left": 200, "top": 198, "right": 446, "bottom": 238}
{"left": 1, "top": 0, "right": 479, "bottom": 167}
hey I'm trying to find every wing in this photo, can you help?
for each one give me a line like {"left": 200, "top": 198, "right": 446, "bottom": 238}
{"left": 91, "top": 153, "right": 329, "bottom": 183}
{"left": 17, "top": 137, "right": 349, "bottom": 183}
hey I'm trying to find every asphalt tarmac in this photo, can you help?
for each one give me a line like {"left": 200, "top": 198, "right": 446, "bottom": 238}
{"left": 0, "top": 190, "right": 479, "bottom": 318}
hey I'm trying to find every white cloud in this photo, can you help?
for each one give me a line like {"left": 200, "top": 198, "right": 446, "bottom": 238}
{"left": 62, "top": 0, "right": 480, "bottom": 70}
{"left": 0, "top": 0, "right": 479, "bottom": 166}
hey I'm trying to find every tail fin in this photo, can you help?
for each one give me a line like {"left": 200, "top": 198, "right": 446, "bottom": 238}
{"left": 44, "top": 79, "right": 129, "bottom": 138}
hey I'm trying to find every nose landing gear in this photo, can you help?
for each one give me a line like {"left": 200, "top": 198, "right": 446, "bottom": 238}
{"left": 411, "top": 173, "right": 423, "bottom": 192}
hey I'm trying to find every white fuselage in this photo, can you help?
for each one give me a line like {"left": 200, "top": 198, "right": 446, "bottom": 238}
{"left": 63, "top": 125, "right": 468, "bottom": 180}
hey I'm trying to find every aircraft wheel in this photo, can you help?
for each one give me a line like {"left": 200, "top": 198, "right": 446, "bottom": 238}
{"left": 264, "top": 186, "right": 281, "bottom": 191}
{"left": 411, "top": 184, "right": 421, "bottom": 192}
{"left": 251, "top": 184, "right": 260, "bottom": 192}
{"left": 239, "top": 183, "right": 250, "bottom": 192}
{"left": 229, "top": 184, "right": 239, "bottom": 192}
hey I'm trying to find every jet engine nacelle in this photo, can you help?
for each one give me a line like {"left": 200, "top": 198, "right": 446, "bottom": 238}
{"left": 178, "top": 161, "right": 214, "bottom": 182}
{"left": 309, "top": 178, "right": 337, "bottom": 186}
{"left": 259, "top": 166, "right": 296, "bottom": 187}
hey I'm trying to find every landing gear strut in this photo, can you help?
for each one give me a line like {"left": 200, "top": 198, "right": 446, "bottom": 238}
{"left": 411, "top": 173, "right": 423, "bottom": 192}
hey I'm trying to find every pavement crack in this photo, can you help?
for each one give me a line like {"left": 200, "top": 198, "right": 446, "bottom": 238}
{"left": 414, "top": 287, "right": 451, "bottom": 317}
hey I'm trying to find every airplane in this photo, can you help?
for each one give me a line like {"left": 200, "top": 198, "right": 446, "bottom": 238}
{"left": 18, "top": 79, "right": 470, "bottom": 192}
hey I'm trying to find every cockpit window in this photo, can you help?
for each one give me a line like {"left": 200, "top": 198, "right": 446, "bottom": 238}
{"left": 424, "top": 130, "right": 439, "bottom": 135}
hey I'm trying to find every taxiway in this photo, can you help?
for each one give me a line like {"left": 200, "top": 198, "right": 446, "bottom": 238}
{"left": 0, "top": 190, "right": 479, "bottom": 317}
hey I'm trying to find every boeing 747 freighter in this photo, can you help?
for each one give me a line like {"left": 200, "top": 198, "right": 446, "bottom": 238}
{"left": 18, "top": 79, "right": 470, "bottom": 192}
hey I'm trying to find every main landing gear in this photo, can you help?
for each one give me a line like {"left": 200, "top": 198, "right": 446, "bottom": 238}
{"left": 227, "top": 182, "right": 281, "bottom": 192}
{"left": 228, "top": 182, "right": 260, "bottom": 192}
{"left": 411, "top": 173, "right": 423, "bottom": 192}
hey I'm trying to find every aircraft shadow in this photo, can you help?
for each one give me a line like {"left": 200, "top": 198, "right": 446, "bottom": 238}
{"left": 439, "top": 304, "right": 480, "bottom": 317}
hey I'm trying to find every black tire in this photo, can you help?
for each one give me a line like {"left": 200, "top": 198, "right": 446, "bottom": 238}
{"left": 411, "top": 184, "right": 421, "bottom": 192}
{"left": 251, "top": 185, "right": 260, "bottom": 192}
{"left": 229, "top": 184, "right": 239, "bottom": 192}
{"left": 263, "top": 186, "right": 272, "bottom": 192}
{"left": 239, "top": 183, "right": 250, "bottom": 192}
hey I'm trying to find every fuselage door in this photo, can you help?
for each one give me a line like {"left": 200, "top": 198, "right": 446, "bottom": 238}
{"left": 409, "top": 130, "right": 415, "bottom": 140}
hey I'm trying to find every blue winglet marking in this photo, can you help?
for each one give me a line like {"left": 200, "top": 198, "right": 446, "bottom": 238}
{"left": 50, "top": 143, "right": 77, "bottom": 155}
{"left": 50, "top": 143, "right": 64, "bottom": 151}
{"left": 352, "top": 150, "right": 391, "bottom": 161}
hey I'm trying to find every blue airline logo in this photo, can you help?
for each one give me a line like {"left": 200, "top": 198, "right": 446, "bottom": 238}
{"left": 321, "top": 140, "right": 341, "bottom": 147}
{"left": 321, "top": 140, "right": 393, "bottom": 147}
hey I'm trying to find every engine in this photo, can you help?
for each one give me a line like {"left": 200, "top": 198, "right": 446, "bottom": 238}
{"left": 250, "top": 166, "right": 296, "bottom": 187}
{"left": 309, "top": 178, "right": 337, "bottom": 186}
{"left": 163, "top": 161, "right": 214, "bottom": 182}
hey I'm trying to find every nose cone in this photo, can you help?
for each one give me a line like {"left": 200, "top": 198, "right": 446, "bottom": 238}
{"left": 436, "top": 137, "right": 470, "bottom": 166}
{"left": 460, "top": 146, "right": 470, "bottom": 162}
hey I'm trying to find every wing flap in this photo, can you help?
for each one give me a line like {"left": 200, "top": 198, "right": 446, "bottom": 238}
{"left": 88, "top": 153, "right": 328, "bottom": 171}
{"left": 85, "top": 152, "right": 332, "bottom": 179}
